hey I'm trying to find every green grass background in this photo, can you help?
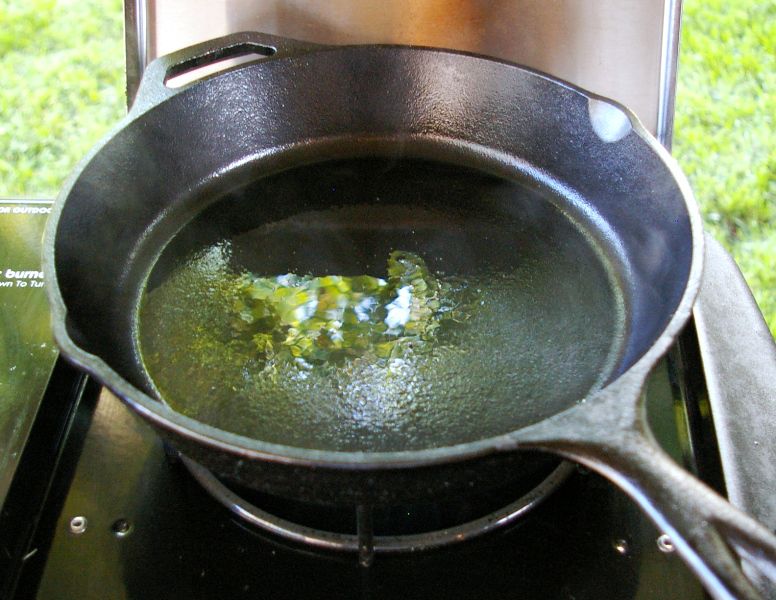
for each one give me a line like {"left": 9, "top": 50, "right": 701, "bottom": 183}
{"left": 1, "top": 0, "right": 774, "bottom": 336}
{"left": 674, "top": 0, "right": 775, "bottom": 336}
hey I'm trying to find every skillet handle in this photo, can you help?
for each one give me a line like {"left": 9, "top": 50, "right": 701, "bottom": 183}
{"left": 569, "top": 434, "right": 776, "bottom": 600}
{"left": 131, "top": 31, "right": 324, "bottom": 114}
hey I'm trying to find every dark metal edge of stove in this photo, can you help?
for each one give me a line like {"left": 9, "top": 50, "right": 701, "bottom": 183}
{"left": 694, "top": 236, "right": 776, "bottom": 525}
{"left": 692, "top": 235, "right": 776, "bottom": 598}
{"left": 0, "top": 360, "right": 101, "bottom": 600}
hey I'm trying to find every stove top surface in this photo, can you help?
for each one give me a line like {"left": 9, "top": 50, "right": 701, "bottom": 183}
{"left": 6, "top": 353, "right": 709, "bottom": 600}
{"left": 1, "top": 203, "right": 774, "bottom": 599}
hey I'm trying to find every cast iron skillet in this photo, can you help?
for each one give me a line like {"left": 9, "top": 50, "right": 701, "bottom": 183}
{"left": 44, "top": 32, "right": 776, "bottom": 599}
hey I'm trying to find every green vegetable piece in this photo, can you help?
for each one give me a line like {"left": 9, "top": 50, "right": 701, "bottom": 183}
{"left": 231, "top": 250, "right": 477, "bottom": 368}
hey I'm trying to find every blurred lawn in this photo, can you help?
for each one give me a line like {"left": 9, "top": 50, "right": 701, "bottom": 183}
{"left": 674, "top": 0, "right": 775, "bottom": 336}
{"left": 0, "top": 0, "right": 124, "bottom": 193}
{"left": 0, "top": 0, "right": 773, "bottom": 336}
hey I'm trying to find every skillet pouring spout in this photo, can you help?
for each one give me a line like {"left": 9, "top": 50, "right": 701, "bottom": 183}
{"left": 508, "top": 369, "right": 776, "bottom": 600}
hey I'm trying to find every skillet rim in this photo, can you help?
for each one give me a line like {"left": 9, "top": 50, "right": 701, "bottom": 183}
{"left": 43, "top": 41, "right": 704, "bottom": 470}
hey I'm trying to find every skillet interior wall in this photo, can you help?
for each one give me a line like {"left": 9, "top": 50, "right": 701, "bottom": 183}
{"left": 143, "top": 157, "right": 613, "bottom": 286}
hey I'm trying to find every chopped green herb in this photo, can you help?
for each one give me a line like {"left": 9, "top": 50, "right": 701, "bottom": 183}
{"left": 231, "top": 251, "right": 475, "bottom": 367}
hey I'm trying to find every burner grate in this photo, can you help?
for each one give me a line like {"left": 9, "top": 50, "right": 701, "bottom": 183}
{"left": 182, "top": 456, "right": 575, "bottom": 566}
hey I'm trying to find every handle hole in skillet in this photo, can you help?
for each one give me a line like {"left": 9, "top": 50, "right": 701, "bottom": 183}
{"left": 164, "top": 43, "right": 276, "bottom": 89}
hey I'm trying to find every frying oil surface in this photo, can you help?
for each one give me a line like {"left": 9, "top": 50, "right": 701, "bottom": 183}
{"left": 137, "top": 159, "right": 626, "bottom": 452}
